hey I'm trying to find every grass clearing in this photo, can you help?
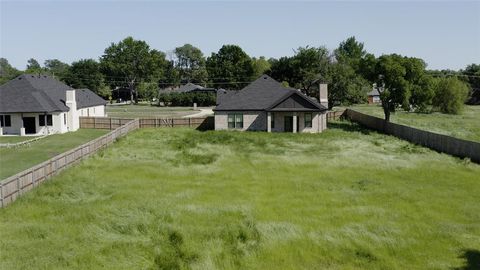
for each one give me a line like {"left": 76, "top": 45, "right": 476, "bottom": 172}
{"left": 0, "top": 125, "right": 479, "bottom": 269}
{"left": 0, "top": 129, "right": 108, "bottom": 179}
{"left": 106, "top": 104, "right": 199, "bottom": 118}
{"left": 349, "top": 104, "right": 480, "bottom": 142}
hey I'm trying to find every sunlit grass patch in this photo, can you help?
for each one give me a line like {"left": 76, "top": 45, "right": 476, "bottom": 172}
{"left": 1, "top": 124, "right": 479, "bottom": 269}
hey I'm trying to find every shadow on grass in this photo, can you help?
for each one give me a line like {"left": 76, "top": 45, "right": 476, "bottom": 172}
{"left": 328, "top": 121, "right": 371, "bottom": 135}
{"left": 454, "top": 249, "right": 480, "bottom": 270}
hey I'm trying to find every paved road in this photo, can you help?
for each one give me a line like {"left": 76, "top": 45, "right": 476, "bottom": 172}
{"left": 182, "top": 108, "right": 214, "bottom": 118}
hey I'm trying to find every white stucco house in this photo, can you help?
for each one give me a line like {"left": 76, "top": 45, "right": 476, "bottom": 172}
{"left": 214, "top": 75, "right": 328, "bottom": 133}
{"left": 0, "top": 74, "right": 107, "bottom": 136}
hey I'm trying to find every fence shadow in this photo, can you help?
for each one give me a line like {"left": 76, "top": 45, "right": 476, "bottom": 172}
{"left": 327, "top": 120, "right": 371, "bottom": 135}
{"left": 454, "top": 249, "right": 480, "bottom": 270}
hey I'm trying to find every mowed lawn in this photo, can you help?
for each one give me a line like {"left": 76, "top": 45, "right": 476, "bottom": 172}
{"left": 1, "top": 125, "right": 479, "bottom": 270}
{"left": 0, "top": 129, "right": 108, "bottom": 179}
{"left": 106, "top": 104, "right": 198, "bottom": 118}
{"left": 349, "top": 104, "right": 480, "bottom": 142}
{"left": 0, "top": 136, "right": 39, "bottom": 144}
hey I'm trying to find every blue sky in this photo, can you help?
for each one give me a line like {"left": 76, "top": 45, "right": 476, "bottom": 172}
{"left": 1, "top": 1, "right": 479, "bottom": 70}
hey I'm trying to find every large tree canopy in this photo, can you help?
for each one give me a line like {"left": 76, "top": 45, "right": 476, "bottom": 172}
{"left": 334, "top": 36, "right": 366, "bottom": 73}
{"left": 65, "top": 59, "right": 110, "bottom": 98}
{"left": 206, "top": 45, "right": 255, "bottom": 89}
{"left": 44, "top": 59, "right": 70, "bottom": 80}
{"left": 0, "top": 58, "right": 21, "bottom": 85}
{"left": 174, "top": 44, "right": 208, "bottom": 84}
{"left": 374, "top": 54, "right": 435, "bottom": 120}
{"left": 100, "top": 36, "right": 167, "bottom": 102}
{"left": 269, "top": 46, "right": 330, "bottom": 98}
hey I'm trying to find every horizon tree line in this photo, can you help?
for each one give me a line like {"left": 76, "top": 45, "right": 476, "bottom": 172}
{"left": 0, "top": 36, "right": 478, "bottom": 119}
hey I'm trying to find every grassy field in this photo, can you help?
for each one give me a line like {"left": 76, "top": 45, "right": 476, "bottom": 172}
{"left": 0, "top": 136, "right": 39, "bottom": 144}
{"left": 0, "top": 129, "right": 108, "bottom": 179}
{"left": 1, "top": 125, "right": 479, "bottom": 269}
{"left": 348, "top": 104, "right": 480, "bottom": 142}
{"left": 106, "top": 104, "right": 199, "bottom": 118}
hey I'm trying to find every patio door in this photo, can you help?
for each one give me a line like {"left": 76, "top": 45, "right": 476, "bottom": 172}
{"left": 22, "top": 117, "right": 36, "bottom": 134}
{"left": 284, "top": 116, "right": 293, "bottom": 132}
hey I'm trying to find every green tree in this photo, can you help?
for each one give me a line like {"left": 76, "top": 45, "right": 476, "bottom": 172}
{"left": 375, "top": 54, "right": 410, "bottom": 121}
{"left": 174, "top": 44, "right": 208, "bottom": 83}
{"left": 268, "top": 56, "right": 295, "bottom": 84}
{"left": 206, "top": 45, "right": 255, "bottom": 89}
{"left": 327, "top": 63, "right": 369, "bottom": 107}
{"left": 26, "top": 58, "right": 42, "bottom": 73}
{"left": 137, "top": 82, "right": 159, "bottom": 101}
{"left": 403, "top": 57, "right": 434, "bottom": 112}
{"left": 65, "top": 59, "right": 110, "bottom": 97}
{"left": 432, "top": 77, "right": 469, "bottom": 114}
{"left": 100, "top": 36, "right": 167, "bottom": 103}
{"left": 335, "top": 36, "right": 366, "bottom": 73}
{"left": 0, "top": 58, "right": 21, "bottom": 85}
{"left": 291, "top": 46, "right": 331, "bottom": 95}
{"left": 462, "top": 64, "right": 480, "bottom": 90}
{"left": 44, "top": 59, "right": 70, "bottom": 80}
{"left": 252, "top": 56, "right": 271, "bottom": 77}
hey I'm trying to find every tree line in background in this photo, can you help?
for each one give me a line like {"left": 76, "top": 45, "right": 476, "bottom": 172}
{"left": 0, "top": 36, "right": 478, "bottom": 120}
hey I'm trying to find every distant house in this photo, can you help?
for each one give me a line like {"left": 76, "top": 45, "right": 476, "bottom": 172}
{"left": 367, "top": 88, "right": 381, "bottom": 104}
{"left": 159, "top": 83, "right": 216, "bottom": 95}
{"left": 0, "top": 74, "right": 106, "bottom": 136}
{"left": 214, "top": 75, "right": 328, "bottom": 133}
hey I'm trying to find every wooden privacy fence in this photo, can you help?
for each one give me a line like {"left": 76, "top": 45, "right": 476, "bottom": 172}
{"left": 327, "top": 110, "right": 345, "bottom": 121}
{"left": 0, "top": 119, "right": 139, "bottom": 207}
{"left": 80, "top": 116, "right": 214, "bottom": 130}
{"left": 345, "top": 109, "right": 480, "bottom": 163}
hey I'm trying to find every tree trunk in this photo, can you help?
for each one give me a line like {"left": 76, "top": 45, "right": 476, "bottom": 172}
{"left": 129, "top": 85, "right": 134, "bottom": 104}
{"left": 382, "top": 103, "right": 391, "bottom": 122}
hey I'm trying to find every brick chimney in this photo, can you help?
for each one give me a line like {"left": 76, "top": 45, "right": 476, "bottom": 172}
{"left": 319, "top": 83, "right": 328, "bottom": 108}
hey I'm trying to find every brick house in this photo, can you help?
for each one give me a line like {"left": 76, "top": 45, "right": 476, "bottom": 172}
{"left": 214, "top": 75, "right": 328, "bottom": 133}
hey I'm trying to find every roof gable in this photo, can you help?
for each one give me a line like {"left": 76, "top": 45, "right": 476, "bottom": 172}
{"left": 215, "top": 74, "right": 326, "bottom": 111}
{"left": 268, "top": 92, "right": 321, "bottom": 111}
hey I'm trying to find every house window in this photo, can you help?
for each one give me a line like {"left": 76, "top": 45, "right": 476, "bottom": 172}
{"left": 270, "top": 113, "right": 275, "bottom": 129}
{"left": 227, "top": 113, "right": 243, "bottom": 129}
{"left": 304, "top": 113, "right": 312, "bottom": 128}
{"left": 39, "top": 114, "right": 53, "bottom": 126}
{"left": 0, "top": 115, "right": 11, "bottom": 127}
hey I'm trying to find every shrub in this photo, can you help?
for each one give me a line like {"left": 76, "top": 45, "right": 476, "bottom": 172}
{"left": 432, "top": 77, "right": 469, "bottom": 114}
{"left": 158, "top": 92, "right": 216, "bottom": 106}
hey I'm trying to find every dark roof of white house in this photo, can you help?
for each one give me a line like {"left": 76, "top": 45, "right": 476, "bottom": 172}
{"left": 214, "top": 75, "right": 327, "bottom": 111}
{"left": 159, "top": 83, "right": 216, "bottom": 94}
{"left": 0, "top": 74, "right": 106, "bottom": 113}
{"left": 368, "top": 88, "right": 380, "bottom": 96}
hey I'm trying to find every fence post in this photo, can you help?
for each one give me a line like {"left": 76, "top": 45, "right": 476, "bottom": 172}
{"left": 189, "top": 118, "right": 191, "bottom": 128}
{"left": 94, "top": 117, "right": 97, "bottom": 129}
{"left": 0, "top": 182, "right": 3, "bottom": 207}
{"left": 110, "top": 118, "right": 112, "bottom": 130}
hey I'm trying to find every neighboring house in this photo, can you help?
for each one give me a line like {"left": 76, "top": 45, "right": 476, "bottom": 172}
{"left": 0, "top": 74, "right": 106, "bottom": 136}
{"left": 214, "top": 75, "right": 328, "bottom": 133}
{"left": 159, "top": 83, "right": 216, "bottom": 95}
{"left": 367, "top": 88, "right": 381, "bottom": 104}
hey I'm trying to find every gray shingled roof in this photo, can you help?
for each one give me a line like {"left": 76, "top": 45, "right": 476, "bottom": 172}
{"left": 75, "top": 89, "right": 108, "bottom": 109}
{"left": 214, "top": 75, "right": 327, "bottom": 111}
{"left": 0, "top": 74, "right": 106, "bottom": 113}
{"left": 368, "top": 88, "right": 380, "bottom": 96}
{"left": 159, "top": 83, "right": 215, "bottom": 94}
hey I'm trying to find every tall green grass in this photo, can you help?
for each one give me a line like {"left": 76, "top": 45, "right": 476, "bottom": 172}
{"left": 1, "top": 125, "right": 479, "bottom": 269}
{"left": 349, "top": 104, "right": 480, "bottom": 142}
